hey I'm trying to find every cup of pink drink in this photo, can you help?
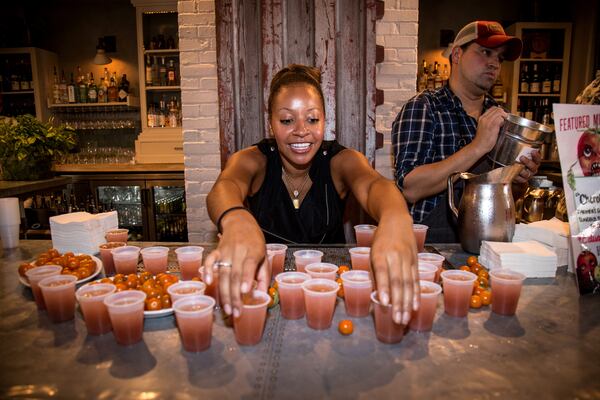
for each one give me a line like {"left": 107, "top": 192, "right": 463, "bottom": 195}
{"left": 111, "top": 246, "right": 141, "bottom": 275}
{"left": 167, "top": 281, "right": 207, "bottom": 303}
{"left": 175, "top": 246, "right": 204, "bottom": 280}
{"left": 370, "top": 291, "right": 406, "bottom": 344}
{"left": 301, "top": 278, "right": 339, "bottom": 330}
{"left": 103, "top": 290, "right": 147, "bottom": 346}
{"left": 440, "top": 269, "right": 477, "bottom": 317}
{"left": 305, "top": 262, "right": 338, "bottom": 280}
{"left": 99, "top": 242, "right": 126, "bottom": 276}
{"left": 173, "top": 295, "right": 216, "bottom": 352}
{"left": 233, "top": 290, "right": 271, "bottom": 345}
{"left": 412, "top": 224, "right": 429, "bottom": 252}
{"left": 25, "top": 265, "right": 63, "bottom": 310}
{"left": 418, "top": 262, "right": 438, "bottom": 282}
{"left": 39, "top": 274, "right": 77, "bottom": 323}
{"left": 199, "top": 265, "right": 220, "bottom": 307}
{"left": 266, "top": 243, "right": 288, "bottom": 277}
{"left": 349, "top": 247, "right": 371, "bottom": 272}
{"left": 354, "top": 224, "right": 376, "bottom": 247}
{"left": 489, "top": 269, "right": 526, "bottom": 316}
{"left": 418, "top": 252, "right": 445, "bottom": 282}
{"left": 275, "top": 272, "right": 311, "bottom": 320}
{"left": 409, "top": 280, "right": 442, "bottom": 332}
{"left": 105, "top": 228, "right": 129, "bottom": 243}
{"left": 141, "top": 246, "right": 169, "bottom": 275}
{"left": 293, "top": 250, "right": 323, "bottom": 273}
{"left": 76, "top": 283, "right": 117, "bottom": 335}
{"left": 341, "top": 270, "right": 373, "bottom": 317}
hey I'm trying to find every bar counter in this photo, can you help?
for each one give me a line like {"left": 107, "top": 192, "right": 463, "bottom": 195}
{"left": 1, "top": 241, "right": 599, "bottom": 399}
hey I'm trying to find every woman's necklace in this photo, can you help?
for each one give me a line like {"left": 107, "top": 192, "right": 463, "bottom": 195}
{"left": 281, "top": 167, "right": 310, "bottom": 209}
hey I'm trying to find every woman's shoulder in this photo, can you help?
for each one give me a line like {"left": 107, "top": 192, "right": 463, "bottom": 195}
{"left": 227, "top": 145, "right": 267, "bottom": 173}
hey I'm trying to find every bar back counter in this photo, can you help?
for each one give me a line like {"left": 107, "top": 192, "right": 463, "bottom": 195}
{"left": 1, "top": 241, "right": 599, "bottom": 399}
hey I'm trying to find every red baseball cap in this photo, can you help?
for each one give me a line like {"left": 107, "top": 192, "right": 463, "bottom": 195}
{"left": 449, "top": 21, "right": 522, "bottom": 61}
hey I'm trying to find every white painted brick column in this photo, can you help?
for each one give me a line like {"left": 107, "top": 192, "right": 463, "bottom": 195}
{"left": 375, "top": 0, "right": 419, "bottom": 179}
{"left": 178, "top": 0, "right": 220, "bottom": 243}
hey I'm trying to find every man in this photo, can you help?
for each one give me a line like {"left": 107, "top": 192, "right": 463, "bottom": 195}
{"left": 392, "top": 20, "right": 541, "bottom": 242}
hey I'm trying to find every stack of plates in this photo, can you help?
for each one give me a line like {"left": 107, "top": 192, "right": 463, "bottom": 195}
{"left": 50, "top": 211, "right": 118, "bottom": 255}
{"left": 512, "top": 218, "right": 570, "bottom": 270}
{"left": 479, "top": 240, "right": 558, "bottom": 278}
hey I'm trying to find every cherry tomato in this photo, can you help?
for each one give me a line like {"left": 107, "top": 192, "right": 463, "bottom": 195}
{"left": 466, "top": 255, "right": 478, "bottom": 267}
{"left": 470, "top": 295, "right": 482, "bottom": 309}
{"left": 478, "top": 269, "right": 489, "bottom": 280}
{"left": 268, "top": 287, "right": 278, "bottom": 308}
{"left": 113, "top": 274, "right": 126, "bottom": 284}
{"left": 459, "top": 265, "right": 471, "bottom": 272}
{"left": 161, "top": 294, "right": 172, "bottom": 309}
{"left": 272, "top": 281, "right": 278, "bottom": 290}
{"left": 336, "top": 278, "right": 344, "bottom": 298}
{"left": 145, "top": 297, "right": 162, "bottom": 311}
{"left": 477, "top": 276, "right": 489, "bottom": 288}
{"left": 470, "top": 262, "right": 483, "bottom": 275}
{"left": 115, "top": 283, "right": 128, "bottom": 292}
{"left": 480, "top": 290, "right": 492, "bottom": 306}
{"left": 338, "top": 319, "right": 354, "bottom": 335}
{"left": 18, "top": 263, "right": 36, "bottom": 278}
{"left": 337, "top": 265, "right": 350, "bottom": 275}
{"left": 100, "top": 277, "right": 113, "bottom": 284}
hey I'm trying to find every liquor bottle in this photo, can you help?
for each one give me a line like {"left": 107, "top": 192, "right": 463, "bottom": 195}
{"left": 529, "top": 63, "right": 540, "bottom": 94}
{"left": 147, "top": 104, "right": 157, "bottom": 127}
{"left": 417, "top": 59, "right": 427, "bottom": 92}
{"left": 19, "top": 60, "right": 30, "bottom": 90}
{"left": 541, "top": 65, "right": 552, "bottom": 94}
{"left": 491, "top": 78, "right": 504, "bottom": 99}
{"left": 168, "top": 101, "right": 179, "bottom": 127}
{"left": 433, "top": 62, "right": 443, "bottom": 89}
{"left": 77, "top": 68, "right": 88, "bottom": 103}
{"left": 158, "top": 95, "right": 167, "bottom": 127}
{"left": 426, "top": 63, "right": 435, "bottom": 90}
{"left": 441, "top": 64, "right": 449, "bottom": 86}
{"left": 519, "top": 64, "right": 529, "bottom": 93}
{"left": 145, "top": 55, "right": 153, "bottom": 86}
{"left": 118, "top": 74, "right": 129, "bottom": 102}
{"left": 167, "top": 59, "right": 177, "bottom": 86}
{"left": 152, "top": 56, "right": 159, "bottom": 86}
{"left": 524, "top": 99, "right": 533, "bottom": 121}
{"left": 516, "top": 98, "right": 522, "bottom": 117}
{"left": 552, "top": 65, "right": 561, "bottom": 93}
{"left": 97, "top": 77, "right": 106, "bottom": 103}
{"left": 10, "top": 70, "right": 20, "bottom": 91}
{"left": 541, "top": 98, "right": 551, "bottom": 126}
{"left": 67, "top": 73, "right": 77, "bottom": 103}
{"left": 59, "top": 70, "right": 68, "bottom": 103}
{"left": 52, "top": 66, "right": 61, "bottom": 104}
{"left": 87, "top": 72, "right": 98, "bottom": 103}
{"left": 107, "top": 72, "right": 118, "bottom": 102}
{"left": 159, "top": 57, "right": 167, "bottom": 86}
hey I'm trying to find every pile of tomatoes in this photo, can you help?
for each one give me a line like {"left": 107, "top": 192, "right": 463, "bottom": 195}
{"left": 18, "top": 249, "right": 97, "bottom": 281}
{"left": 460, "top": 255, "right": 492, "bottom": 309}
{"left": 95, "top": 272, "right": 179, "bottom": 311}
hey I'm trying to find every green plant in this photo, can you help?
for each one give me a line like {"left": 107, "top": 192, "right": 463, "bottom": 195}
{"left": 0, "top": 114, "right": 76, "bottom": 180}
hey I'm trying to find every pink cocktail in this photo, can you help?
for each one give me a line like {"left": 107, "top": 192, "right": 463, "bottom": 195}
{"left": 409, "top": 280, "right": 442, "bottom": 332}
{"left": 349, "top": 247, "right": 371, "bottom": 272}
{"left": 111, "top": 246, "right": 141, "bottom": 275}
{"left": 490, "top": 269, "right": 526, "bottom": 316}
{"left": 418, "top": 252, "right": 445, "bottom": 282}
{"left": 167, "top": 281, "right": 207, "bottom": 303}
{"left": 370, "top": 291, "right": 406, "bottom": 344}
{"left": 173, "top": 295, "right": 216, "bottom": 352}
{"left": 199, "top": 265, "right": 220, "bottom": 307}
{"left": 76, "top": 283, "right": 117, "bottom": 335}
{"left": 175, "top": 246, "right": 204, "bottom": 280}
{"left": 266, "top": 243, "right": 288, "bottom": 277}
{"left": 105, "top": 228, "right": 129, "bottom": 243}
{"left": 25, "top": 265, "right": 63, "bottom": 310}
{"left": 233, "top": 290, "right": 271, "bottom": 345}
{"left": 412, "top": 224, "right": 429, "bottom": 252}
{"left": 341, "top": 270, "right": 373, "bottom": 317}
{"left": 39, "top": 274, "right": 77, "bottom": 323}
{"left": 99, "top": 242, "right": 126, "bottom": 276}
{"left": 354, "top": 224, "right": 376, "bottom": 247}
{"left": 418, "top": 262, "right": 438, "bottom": 282}
{"left": 440, "top": 270, "right": 477, "bottom": 317}
{"left": 301, "top": 278, "right": 339, "bottom": 330}
{"left": 275, "top": 272, "right": 311, "bottom": 319}
{"left": 293, "top": 250, "right": 323, "bottom": 273}
{"left": 103, "top": 290, "right": 147, "bottom": 346}
{"left": 305, "top": 262, "right": 338, "bottom": 280}
{"left": 141, "top": 246, "right": 169, "bottom": 275}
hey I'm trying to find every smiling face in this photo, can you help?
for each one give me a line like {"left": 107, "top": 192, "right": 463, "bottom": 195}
{"left": 269, "top": 83, "right": 325, "bottom": 172}
{"left": 453, "top": 42, "right": 506, "bottom": 93}
{"left": 578, "top": 131, "right": 600, "bottom": 176}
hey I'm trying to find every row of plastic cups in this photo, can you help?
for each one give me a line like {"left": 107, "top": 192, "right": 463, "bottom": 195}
{"left": 353, "top": 223, "right": 430, "bottom": 252}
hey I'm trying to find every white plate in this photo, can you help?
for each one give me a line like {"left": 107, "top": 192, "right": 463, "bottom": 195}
{"left": 144, "top": 308, "right": 174, "bottom": 319}
{"left": 19, "top": 255, "right": 103, "bottom": 288}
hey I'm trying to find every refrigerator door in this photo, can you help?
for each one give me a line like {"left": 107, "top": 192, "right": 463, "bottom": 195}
{"left": 96, "top": 184, "right": 145, "bottom": 241}
{"left": 150, "top": 184, "right": 187, "bottom": 242}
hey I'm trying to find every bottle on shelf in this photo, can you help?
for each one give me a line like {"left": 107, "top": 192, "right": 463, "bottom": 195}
{"left": 98, "top": 77, "right": 107, "bottom": 103}
{"left": 529, "top": 63, "right": 541, "bottom": 94}
{"left": 167, "top": 59, "right": 177, "bottom": 86}
{"left": 77, "top": 67, "right": 88, "bottom": 103}
{"left": 118, "top": 74, "right": 129, "bottom": 102}
{"left": 108, "top": 72, "right": 118, "bottom": 102}
{"left": 519, "top": 64, "right": 529, "bottom": 93}
{"left": 59, "top": 70, "right": 68, "bottom": 103}
{"left": 167, "top": 35, "right": 176, "bottom": 49}
{"left": 491, "top": 78, "right": 504, "bottom": 99}
{"left": 168, "top": 99, "right": 179, "bottom": 127}
{"left": 52, "top": 66, "right": 61, "bottom": 104}
{"left": 433, "top": 62, "right": 443, "bottom": 89}
{"left": 145, "top": 55, "right": 153, "bottom": 86}
{"left": 552, "top": 64, "right": 561, "bottom": 93}
{"left": 426, "top": 63, "right": 435, "bottom": 90}
{"left": 541, "top": 65, "right": 552, "bottom": 94}
{"left": 524, "top": 98, "right": 533, "bottom": 120}
{"left": 158, "top": 95, "right": 167, "bottom": 127}
{"left": 147, "top": 103, "right": 157, "bottom": 127}
{"left": 67, "top": 73, "right": 77, "bottom": 103}
{"left": 10, "top": 70, "right": 20, "bottom": 91}
{"left": 151, "top": 56, "right": 159, "bottom": 86}
{"left": 417, "top": 59, "right": 427, "bottom": 92}
{"left": 541, "top": 98, "right": 552, "bottom": 126}
{"left": 19, "top": 59, "right": 30, "bottom": 91}
{"left": 87, "top": 72, "right": 98, "bottom": 103}
{"left": 159, "top": 57, "right": 167, "bottom": 86}
{"left": 441, "top": 64, "right": 449, "bottom": 87}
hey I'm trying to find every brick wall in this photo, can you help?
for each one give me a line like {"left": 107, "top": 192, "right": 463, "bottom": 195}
{"left": 179, "top": 0, "right": 418, "bottom": 242}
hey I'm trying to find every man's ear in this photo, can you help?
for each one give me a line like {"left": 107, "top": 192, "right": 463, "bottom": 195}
{"left": 451, "top": 47, "right": 461, "bottom": 65}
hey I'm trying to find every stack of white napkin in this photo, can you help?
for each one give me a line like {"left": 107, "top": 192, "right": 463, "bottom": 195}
{"left": 512, "top": 218, "right": 570, "bottom": 269}
{"left": 50, "top": 211, "right": 118, "bottom": 255}
{"left": 479, "top": 240, "right": 558, "bottom": 278}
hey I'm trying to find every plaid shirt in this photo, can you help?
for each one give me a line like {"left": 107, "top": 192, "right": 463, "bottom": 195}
{"left": 391, "top": 85, "right": 498, "bottom": 223}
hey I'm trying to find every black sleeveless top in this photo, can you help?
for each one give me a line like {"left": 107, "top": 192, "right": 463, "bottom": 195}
{"left": 247, "top": 139, "right": 347, "bottom": 244}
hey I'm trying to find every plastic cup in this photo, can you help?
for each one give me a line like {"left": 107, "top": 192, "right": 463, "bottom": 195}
{"left": 99, "top": 242, "right": 126, "bottom": 276}
{"left": 0, "top": 197, "right": 20, "bottom": 225}
{"left": 76, "top": 283, "right": 117, "bottom": 335}
{"left": 175, "top": 246, "right": 204, "bottom": 280}
{"left": 111, "top": 246, "right": 141, "bottom": 275}
{"left": 199, "top": 265, "right": 220, "bottom": 307}
{"left": 167, "top": 281, "right": 207, "bottom": 303}
{"left": 266, "top": 243, "right": 288, "bottom": 277}
{"left": 409, "top": 280, "right": 442, "bottom": 332}
{"left": 418, "top": 262, "right": 438, "bottom": 282}
{"left": 233, "top": 290, "right": 271, "bottom": 345}
{"left": 349, "top": 247, "right": 371, "bottom": 272}
{"left": 105, "top": 228, "right": 128, "bottom": 243}
{"left": 301, "top": 278, "right": 339, "bottom": 330}
{"left": 341, "top": 270, "right": 373, "bottom": 317}
{"left": 275, "top": 272, "right": 311, "bottom": 319}
{"left": 0, "top": 224, "right": 20, "bottom": 249}
{"left": 25, "top": 265, "right": 63, "bottom": 310}
{"left": 173, "top": 295, "right": 216, "bottom": 352}
{"left": 103, "top": 290, "right": 147, "bottom": 346}
{"left": 141, "top": 246, "right": 169, "bottom": 275}
{"left": 490, "top": 269, "right": 526, "bottom": 316}
{"left": 418, "top": 252, "right": 445, "bottom": 282}
{"left": 412, "top": 224, "right": 429, "bottom": 252}
{"left": 305, "top": 262, "right": 338, "bottom": 280}
{"left": 39, "top": 274, "right": 77, "bottom": 323}
{"left": 354, "top": 224, "right": 376, "bottom": 247}
{"left": 440, "top": 270, "right": 477, "bottom": 317}
{"left": 371, "top": 291, "right": 406, "bottom": 344}
{"left": 293, "top": 250, "right": 324, "bottom": 273}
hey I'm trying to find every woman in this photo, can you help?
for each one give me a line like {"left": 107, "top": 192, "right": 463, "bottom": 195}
{"left": 204, "top": 64, "right": 418, "bottom": 325}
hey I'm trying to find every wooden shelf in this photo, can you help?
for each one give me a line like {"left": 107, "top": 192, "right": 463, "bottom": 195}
{"left": 145, "top": 86, "right": 180, "bottom": 91}
{"left": 1, "top": 90, "right": 34, "bottom": 95}
{"left": 144, "top": 49, "right": 179, "bottom": 54}
{"left": 48, "top": 97, "right": 140, "bottom": 109}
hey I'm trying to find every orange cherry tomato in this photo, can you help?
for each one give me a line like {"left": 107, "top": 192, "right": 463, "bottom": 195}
{"left": 459, "top": 265, "right": 471, "bottom": 272}
{"left": 115, "top": 283, "right": 129, "bottom": 292}
{"left": 272, "top": 281, "right": 278, "bottom": 290}
{"left": 470, "top": 295, "right": 482, "bottom": 309}
{"left": 100, "top": 277, "right": 113, "bottom": 284}
{"left": 268, "top": 287, "right": 278, "bottom": 308}
{"left": 145, "top": 297, "right": 162, "bottom": 311}
{"left": 477, "top": 276, "right": 489, "bottom": 288}
{"left": 18, "top": 262, "right": 36, "bottom": 278}
{"left": 336, "top": 278, "right": 344, "bottom": 298}
{"left": 478, "top": 269, "right": 489, "bottom": 280}
{"left": 113, "top": 274, "right": 126, "bottom": 284}
{"left": 473, "top": 285, "right": 486, "bottom": 296}
{"left": 338, "top": 319, "right": 354, "bottom": 335}
{"left": 480, "top": 290, "right": 492, "bottom": 306}
{"left": 466, "top": 255, "right": 478, "bottom": 267}
{"left": 161, "top": 294, "right": 172, "bottom": 309}
{"left": 337, "top": 265, "right": 350, "bottom": 275}
{"left": 470, "top": 262, "right": 483, "bottom": 275}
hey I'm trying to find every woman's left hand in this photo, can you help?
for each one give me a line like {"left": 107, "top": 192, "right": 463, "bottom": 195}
{"left": 514, "top": 150, "right": 541, "bottom": 183}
